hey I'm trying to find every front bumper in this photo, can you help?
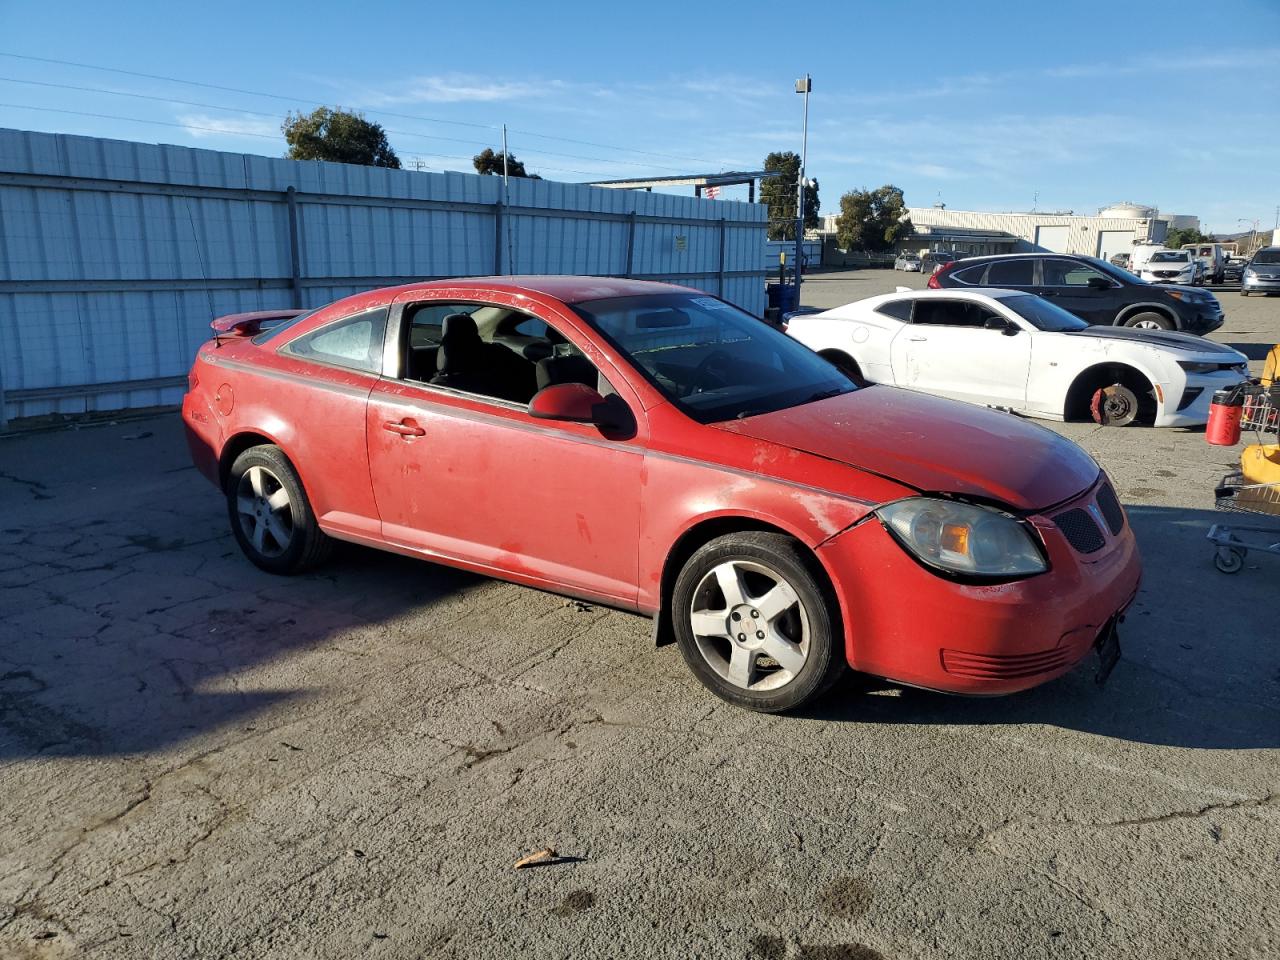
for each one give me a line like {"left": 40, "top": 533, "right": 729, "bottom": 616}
{"left": 1155, "top": 371, "right": 1248, "bottom": 427}
{"left": 1242, "top": 275, "right": 1280, "bottom": 293}
{"left": 1184, "top": 305, "right": 1224, "bottom": 334}
{"left": 816, "top": 476, "right": 1142, "bottom": 695}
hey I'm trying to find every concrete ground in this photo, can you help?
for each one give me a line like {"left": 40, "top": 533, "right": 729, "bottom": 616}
{"left": 1, "top": 272, "right": 1277, "bottom": 960}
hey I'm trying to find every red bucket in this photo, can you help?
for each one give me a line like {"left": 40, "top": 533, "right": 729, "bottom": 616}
{"left": 1206, "top": 388, "right": 1243, "bottom": 445}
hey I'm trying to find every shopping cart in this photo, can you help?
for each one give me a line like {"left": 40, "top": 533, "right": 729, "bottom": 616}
{"left": 1206, "top": 380, "right": 1280, "bottom": 574}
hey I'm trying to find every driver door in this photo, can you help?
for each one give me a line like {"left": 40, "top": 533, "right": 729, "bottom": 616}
{"left": 365, "top": 289, "right": 647, "bottom": 606}
{"left": 892, "top": 298, "right": 1031, "bottom": 408}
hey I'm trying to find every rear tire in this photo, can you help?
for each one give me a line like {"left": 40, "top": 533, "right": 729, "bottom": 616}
{"left": 226, "top": 445, "right": 333, "bottom": 574}
{"left": 1122, "top": 311, "right": 1174, "bottom": 331}
{"left": 819, "top": 350, "right": 870, "bottom": 387}
{"left": 672, "top": 532, "right": 845, "bottom": 713}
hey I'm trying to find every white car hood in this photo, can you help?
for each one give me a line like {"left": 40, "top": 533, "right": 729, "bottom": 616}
{"left": 1067, "top": 326, "right": 1244, "bottom": 360}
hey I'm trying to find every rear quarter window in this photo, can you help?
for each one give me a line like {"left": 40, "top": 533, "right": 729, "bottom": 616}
{"left": 950, "top": 264, "right": 988, "bottom": 285}
{"left": 874, "top": 299, "right": 914, "bottom": 321}
{"left": 280, "top": 306, "right": 388, "bottom": 373}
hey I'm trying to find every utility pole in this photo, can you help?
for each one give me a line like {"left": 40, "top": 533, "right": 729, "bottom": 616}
{"left": 794, "top": 74, "right": 811, "bottom": 303}
{"left": 502, "top": 124, "right": 509, "bottom": 187}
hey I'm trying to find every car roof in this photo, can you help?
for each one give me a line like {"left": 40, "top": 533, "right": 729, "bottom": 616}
{"left": 875, "top": 287, "right": 1024, "bottom": 301}
{"left": 366, "top": 275, "right": 699, "bottom": 304}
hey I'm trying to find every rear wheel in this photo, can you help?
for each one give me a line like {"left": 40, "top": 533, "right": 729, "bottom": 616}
{"left": 819, "top": 350, "right": 869, "bottom": 387}
{"left": 1214, "top": 547, "right": 1245, "bottom": 574}
{"left": 672, "top": 532, "right": 845, "bottom": 713}
{"left": 227, "top": 445, "right": 332, "bottom": 574}
{"left": 1123, "top": 311, "right": 1174, "bottom": 331}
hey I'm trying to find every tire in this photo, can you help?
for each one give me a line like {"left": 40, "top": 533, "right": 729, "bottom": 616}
{"left": 1122, "top": 311, "right": 1174, "bottom": 331}
{"left": 672, "top": 531, "right": 845, "bottom": 713}
{"left": 226, "top": 445, "right": 333, "bottom": 574}
{"left": 1090, "top": 383, "right": 1142, "bottom": 427}
{"left": 1241, "top": 290, "right": 1250, "bottom": 297}
{"left": 1214, "top": 547, "right": 1245, "bottom": 574}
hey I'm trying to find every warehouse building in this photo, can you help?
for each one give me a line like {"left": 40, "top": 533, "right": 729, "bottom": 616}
{"left": 819, "top": 202, "right": 1195, "bottom": 261}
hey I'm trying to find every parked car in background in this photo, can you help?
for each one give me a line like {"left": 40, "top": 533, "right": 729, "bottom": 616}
{"left": 930, "top": 253, "right": 1224, "bottom": 333}
{"left": 785, "top": 288, "right": 1248, "bottom": 428}
{"left": 1241, "top": 247, "right": 1280, "bottom": 296}
{"left": 1109, "top": 252, "right": 1131, "bottom": 269}
{"left": 921, "top": 251, "right": 959, "bottom": 274}
{"left": 184, "top": 276, "right": 1140, "bottom": 710}
{"left": 894, "top": 252, "right": 922, "bottom": 272}
{"left": 1223, "top": 256, "right": 1248, "bottom": 284}
{"left": 1139, "top": 249, "right": 1203, "bottom": 286}
{"left": 1181, "top": 242, "right": 1228, "bottom": 284}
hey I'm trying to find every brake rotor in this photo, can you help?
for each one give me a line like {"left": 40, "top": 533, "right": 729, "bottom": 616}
{"left": 1090, "top": 384, "right": 1136, "bottom": 426}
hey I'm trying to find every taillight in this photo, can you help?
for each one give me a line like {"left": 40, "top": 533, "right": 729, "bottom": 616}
{"left": 927, "top": 261, "right": 957, "bottom": 288}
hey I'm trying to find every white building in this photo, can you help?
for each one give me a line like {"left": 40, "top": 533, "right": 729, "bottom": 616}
{"left": 819, "top": 202, "right": 1191, "bottom": 260}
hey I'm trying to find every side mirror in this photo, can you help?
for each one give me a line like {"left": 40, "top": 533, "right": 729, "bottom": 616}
{"left": 984, "top": 317, "right": 1018, "bottom": 335}
{"left": 1086, "top": 276, "right": 1111, "bottom": 290}
{"left": 528, "top": 382, "right": 607, "bottom": 423}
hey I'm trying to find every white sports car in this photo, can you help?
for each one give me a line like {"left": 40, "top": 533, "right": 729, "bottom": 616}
{"left": 786, "top": 288, "right": 1249, "bottom": 427}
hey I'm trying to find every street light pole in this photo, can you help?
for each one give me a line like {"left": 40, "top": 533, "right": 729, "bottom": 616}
{"left": 795, "top": 74, "right": 811, "bottom": 302}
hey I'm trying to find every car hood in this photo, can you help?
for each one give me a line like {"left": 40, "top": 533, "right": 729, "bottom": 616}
{"left": 1067, "top": 325, "right": 1241, "bottom": 357}
{"left": 715, "top": 387, "right": 1099, "bottom": 512}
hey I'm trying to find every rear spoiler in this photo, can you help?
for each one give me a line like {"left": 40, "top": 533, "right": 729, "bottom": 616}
{"left": 210, "top": 309, "right": 306, "bottom": 343}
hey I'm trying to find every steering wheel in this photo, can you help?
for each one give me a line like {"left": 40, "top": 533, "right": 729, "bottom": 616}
{"left": 685, "top": 350, "right": 735, "bottom": 397}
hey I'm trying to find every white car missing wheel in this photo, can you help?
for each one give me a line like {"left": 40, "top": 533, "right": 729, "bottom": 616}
{"left": 786, "top": 288, "right": 1248, "bottom": 427}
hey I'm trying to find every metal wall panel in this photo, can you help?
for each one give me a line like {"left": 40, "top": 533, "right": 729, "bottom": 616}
{"left": 0, "top": 128, "right": 767, "bottom": 425}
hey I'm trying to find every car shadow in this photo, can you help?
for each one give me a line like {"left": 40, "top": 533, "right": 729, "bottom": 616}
{"left": 1224, "top": 341, "right": 1276, "bottom": 362}
{"left": 804, "top": 504, "right": 1280, "bottom": 750}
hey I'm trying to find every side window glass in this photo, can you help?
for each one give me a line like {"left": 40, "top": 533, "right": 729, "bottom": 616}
{"left": 951, "top": 265, "right": 988, "bottom": 285}
{"left": 1044, "top": 260, "right": 1106, "bottom": 287}
{"left": 874, "top": 299, "right": 914, "bottom": 321}
{"left": 912, "top": 301, "right": 993, "bottom": 329}
{"left": 281, "top": 307, "right": 387, "bottom": 373}
{"left": 986, "top": 260, "right": 1034, "bottom": 286}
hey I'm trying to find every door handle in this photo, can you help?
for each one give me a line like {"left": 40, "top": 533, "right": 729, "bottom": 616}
{"left": 383, "top": 418, "right": 426, "bottom": 438}
{"left": 908, "top": 335, "right": 928, "bottom": 342}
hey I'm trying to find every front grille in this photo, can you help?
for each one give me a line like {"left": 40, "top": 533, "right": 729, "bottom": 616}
{"left": 941, "top": 646, "right": 1072, "bottom": 680}
{"left": 1094, "top": 482, "right": 1125, "bottom": 535}
{"left": 1053, "top": 508, "right": 1105, "bottom": 554}
{"left": 1153, "top": 270, "right": 1180, "bottom": 278}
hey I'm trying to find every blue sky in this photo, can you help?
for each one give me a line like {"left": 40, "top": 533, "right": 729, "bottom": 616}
{"left": 1, "top": 0, "right": 1277, "bottom": 233}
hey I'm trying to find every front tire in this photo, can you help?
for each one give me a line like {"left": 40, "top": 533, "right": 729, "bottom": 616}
{"left": 1123, "top": 311, "right": 1174, "bottom": 331}
{"left": 672, "top": 532, "right": 845, "bottom": 713}
{"left": 226, "top": 445, "right": 332, "bottom": 574}
{"left": 1090, "top": 383, "right": 1142, "bottom": 427}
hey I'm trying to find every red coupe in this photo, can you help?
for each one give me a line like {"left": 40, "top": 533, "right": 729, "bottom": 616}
{"left": 184, "top": 277, "right": 1141, "bottom": 712}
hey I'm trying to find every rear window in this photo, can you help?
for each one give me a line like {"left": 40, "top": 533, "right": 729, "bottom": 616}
{"left": 874, "top": 299, "right": 914, "bottom": 321}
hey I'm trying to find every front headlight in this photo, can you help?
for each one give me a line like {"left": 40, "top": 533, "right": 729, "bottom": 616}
{"left": 876, "top": 498, "right": 1048, "bottom": 578}
{"left": 1177, "top": 360, "right": 1221, "bottom": 374}
{"left": 1244, "top": 268, "right": 1257, "bottom": 278}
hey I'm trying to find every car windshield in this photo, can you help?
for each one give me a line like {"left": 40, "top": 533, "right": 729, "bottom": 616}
{"left": 571, "top": 293, "right": 855, "bottom": 423}
{"left": 1150, "top": 251, "right": 1189, "bottom": 263}
{"left": 999, "top": 294, "right": 1089, "bottom": 332}
{"left": 1253, "top": 250, "right": 1280, "bottom": 265}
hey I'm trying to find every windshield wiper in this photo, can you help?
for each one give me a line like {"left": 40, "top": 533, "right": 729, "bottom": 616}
{"left": 802, "top": 387, "right": 849, "bottom": 404}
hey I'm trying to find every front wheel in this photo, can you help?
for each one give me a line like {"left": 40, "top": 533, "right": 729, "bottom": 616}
{"left": 1123, "top": 312, "right": 1174, "bottom": 331}
{"left": 226, "top": 445, "right": 333, "bottom": 574}
{"left": 672, "top": 532, "right": 845, "bottom": 713}
{"left": 1214, "top": 547, "right": 1245, "bottom": 574}
{"left": 1090, "top": 383, "right": 1142, "bottom": 427}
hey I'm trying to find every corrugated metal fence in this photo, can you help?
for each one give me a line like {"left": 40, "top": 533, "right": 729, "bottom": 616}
{"left": 0, "top": 128, "right": 768, "bottom": 427}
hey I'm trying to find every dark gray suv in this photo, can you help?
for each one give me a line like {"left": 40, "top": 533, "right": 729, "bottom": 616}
{"left": 929, "top": 253, "right": 1224, "bottom": 334}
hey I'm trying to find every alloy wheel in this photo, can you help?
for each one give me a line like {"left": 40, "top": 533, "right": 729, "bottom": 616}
{"left": 688, "top": 560, "right": 811, "bottom": 691}
{"left": 235, "top": 465, "right": 294, "bottom": 558}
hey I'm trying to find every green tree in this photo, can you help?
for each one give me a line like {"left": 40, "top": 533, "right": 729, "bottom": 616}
{"left": 282, "top": 108, "right": 401, "bottom": 168}
{"left": 473, "top": 148, "right": 541, "bottom": 179}
{"left": 1165, "top": 226, "right": 1212, "bottom": 249}
{"left": 835, "top": 185, "right": 913, "bottom": 252}
{"left": 761, "top": 152, "right": 819, "bottom": 241}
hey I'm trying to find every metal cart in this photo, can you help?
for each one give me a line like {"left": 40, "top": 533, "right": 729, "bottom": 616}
{"left": 1208, "top": 383, "right": 1280, "bottom": 574}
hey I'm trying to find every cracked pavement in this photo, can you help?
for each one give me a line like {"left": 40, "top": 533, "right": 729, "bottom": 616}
{"left": 0, "top": 273, "right": 1278, "bottom": 959}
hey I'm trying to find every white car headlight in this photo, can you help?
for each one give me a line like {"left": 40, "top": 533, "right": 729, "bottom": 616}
{"left": 1244, "top": 268, "right": 1257, "bottom": 278}
{"left": 876, "top": 498, "right": 1048, "bottom": 577}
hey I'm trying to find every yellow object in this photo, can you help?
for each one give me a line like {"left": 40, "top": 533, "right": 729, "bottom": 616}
{"left": 1237, "top": 443, "right": 1280, "bottom": 515}
{"left": 1262, "top": 344, "right": 1279, "bottom": 388}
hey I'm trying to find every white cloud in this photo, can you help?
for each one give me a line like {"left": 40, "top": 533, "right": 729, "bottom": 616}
{"left": 367, "top": 75, "right": 561, "bottom": 105}
{"left": 176, "top": 114, "right": 277, "bottom": 140}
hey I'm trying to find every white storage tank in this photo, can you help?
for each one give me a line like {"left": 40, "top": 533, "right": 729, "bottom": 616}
{"left": 1099, "top": 202, "right": 1157, "bottom": 219}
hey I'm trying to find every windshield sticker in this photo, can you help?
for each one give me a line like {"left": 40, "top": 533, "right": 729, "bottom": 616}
{"left": 691, "top": 297, "right": 734, "bottom": 312}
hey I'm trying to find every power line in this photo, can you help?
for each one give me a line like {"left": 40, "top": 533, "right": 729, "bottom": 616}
{"left": 0, "top": 76, "right": 701, "bottom": 174}
{"left": 0, "top": 51, "right": 748, "bottom": 169}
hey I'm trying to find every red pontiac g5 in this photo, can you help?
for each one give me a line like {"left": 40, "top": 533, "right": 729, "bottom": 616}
{"left": 184, "top": 277, "right": 1141, "bottom": 712}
